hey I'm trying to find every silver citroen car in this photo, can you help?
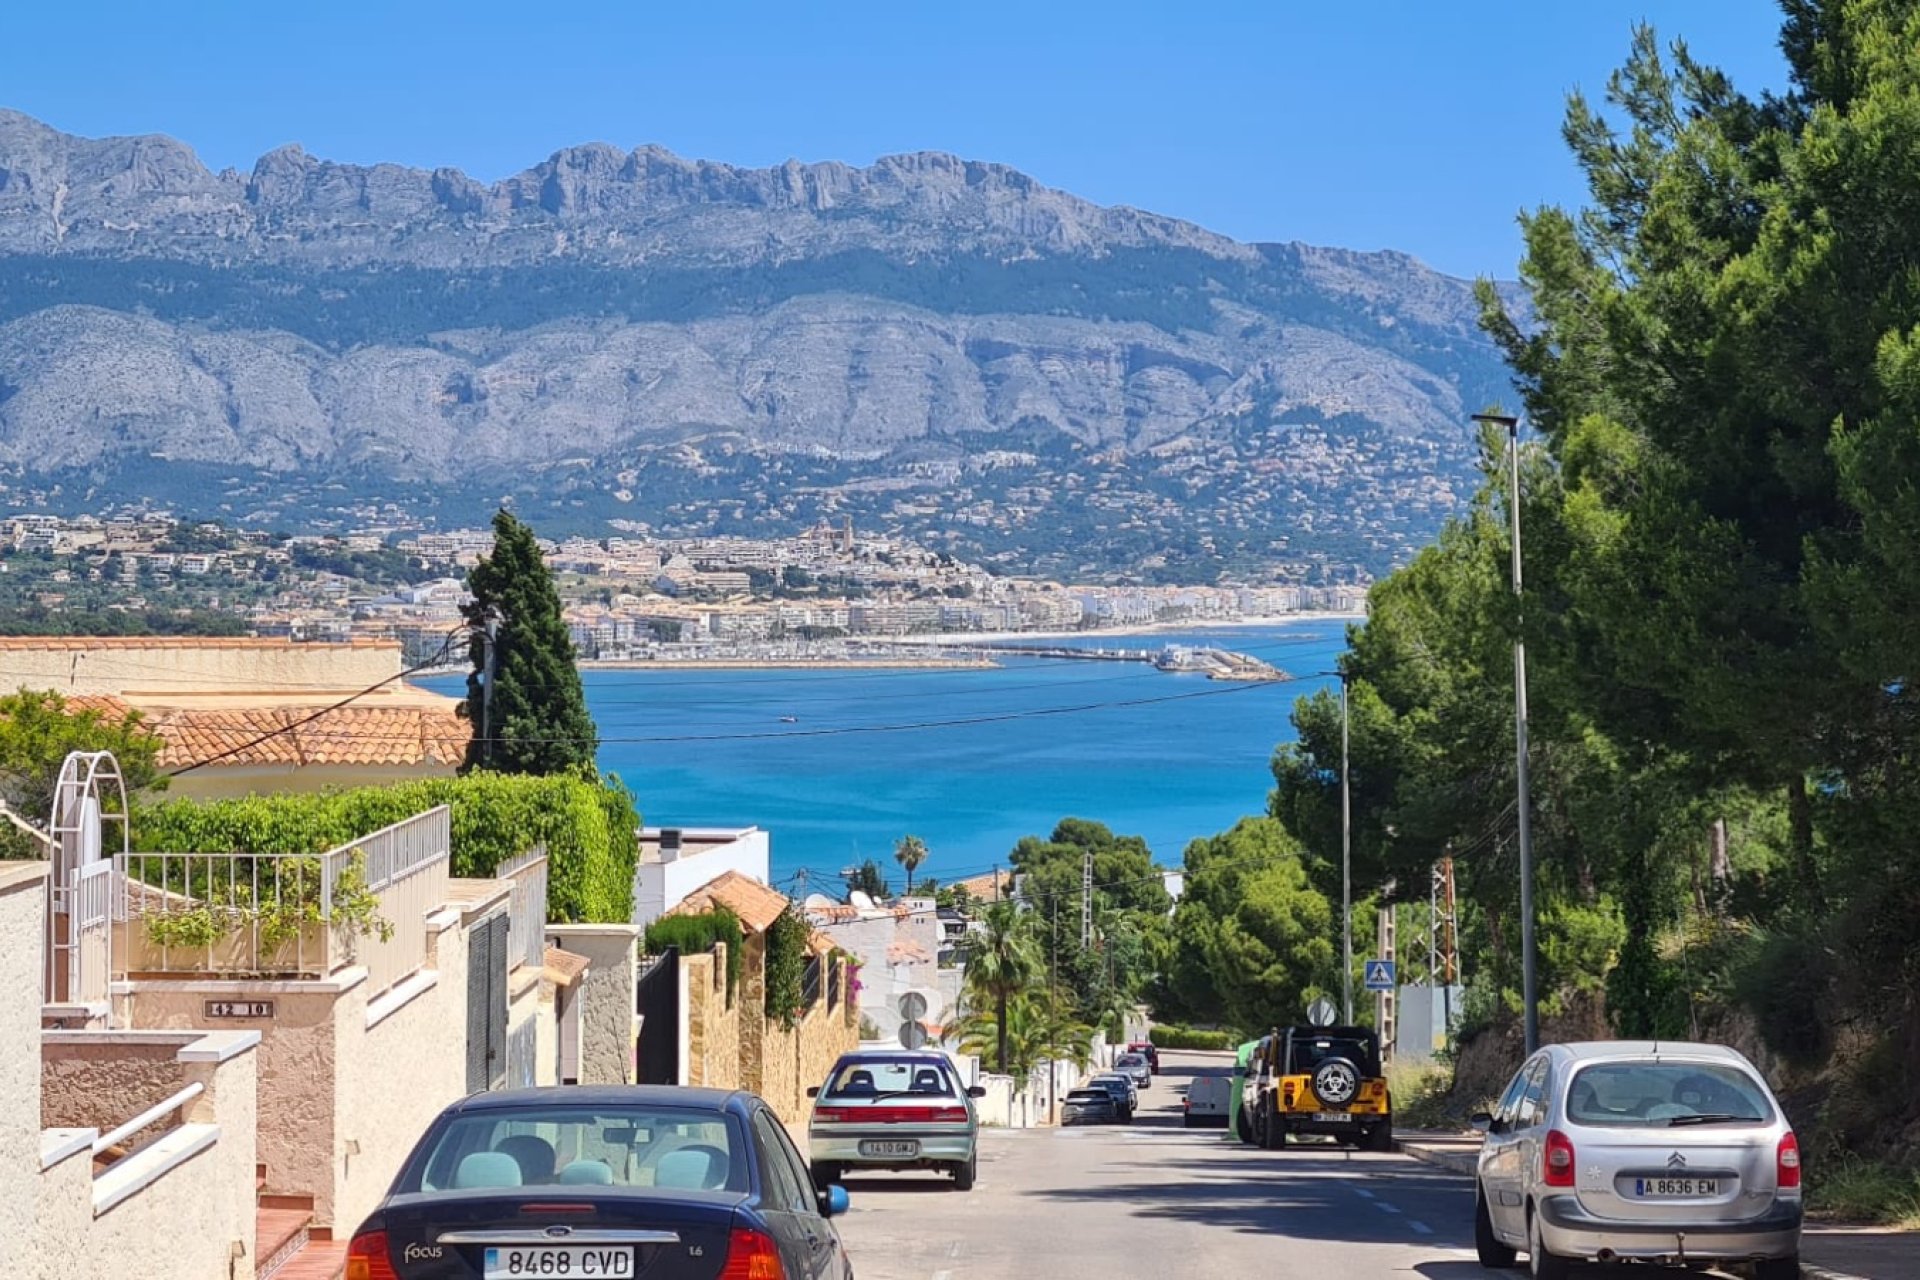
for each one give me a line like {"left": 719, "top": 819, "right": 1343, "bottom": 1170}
{"left": 1473, "top": 1041, "right": 1802, "bottom": 1280}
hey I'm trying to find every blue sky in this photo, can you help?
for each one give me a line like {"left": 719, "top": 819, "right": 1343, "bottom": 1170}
{"left": 3, "top": 1, "right": 1788, "bottom": 279}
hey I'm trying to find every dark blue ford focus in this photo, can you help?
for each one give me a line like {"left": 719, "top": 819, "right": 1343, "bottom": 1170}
{"left": 346, "top": 1086, "right": 852, "bottom": 1280}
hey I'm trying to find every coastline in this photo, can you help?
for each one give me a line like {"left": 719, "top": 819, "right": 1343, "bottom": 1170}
{"left": 414, "top": 613, "right": 1360, "bottom": 679}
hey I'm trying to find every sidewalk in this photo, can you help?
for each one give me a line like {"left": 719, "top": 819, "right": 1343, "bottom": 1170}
{"left": 1394, "top": 1130, "right": 1912, "bottom": 1280}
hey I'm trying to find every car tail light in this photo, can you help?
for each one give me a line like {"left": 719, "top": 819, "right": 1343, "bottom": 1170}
{"left": 1777, "top": 1132, "right": 1802, "bottom": 1190}
{"left": 1543, "top": 1129, "right": 1576, "bottom": 1188}
{"left": 345, "top": 1230, "right": 399, "bottom": 1280}
{"left": 928, "top": 1106, "right": 969, "bottom": 1123}
{"left": 813, "top": 1107, "right": 858, "bottom": 1123}
{"left": 720, "top": 1226, "right": 786, "bottom": 1280}
{"left": 1283, "top": 1084, "right": 1296, "bottom": 1106}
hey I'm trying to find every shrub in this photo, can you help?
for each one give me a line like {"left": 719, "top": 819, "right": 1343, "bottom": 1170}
{"left": 645, "top": 907, "right": 743, "bottom": 1003}
{"left": 1149, "top": 1025, "right": 1235, "bottom": 1051}
{"left": 133, "top": 768, "right": 641, "bottom": 923}
{"left": 765, "top": 907, "right": 810, "bottom": 1030}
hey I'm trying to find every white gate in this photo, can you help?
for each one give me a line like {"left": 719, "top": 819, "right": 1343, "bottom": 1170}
{"left": 45, "top": 751, "right": 127, "bottom": 1018}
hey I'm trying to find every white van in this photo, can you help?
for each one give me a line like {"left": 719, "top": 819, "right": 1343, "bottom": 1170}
{"left": 1184, "top": 1074, "right": 1232, "bottom": 1128}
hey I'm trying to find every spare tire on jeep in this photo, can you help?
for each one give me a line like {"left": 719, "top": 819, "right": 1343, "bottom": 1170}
{"left": 1312, "top": 1057, "right": 1361, "bottom": 1106}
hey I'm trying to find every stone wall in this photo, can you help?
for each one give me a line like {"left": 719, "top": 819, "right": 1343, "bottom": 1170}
{"left": 547, "top": 924, "right": 639, "bottom": 1085}
{"left": 683, "top": 947, "right": 741, "bottom": 1092}
{"left": 677, "top": 942, "right": 857, "bottom": 1121}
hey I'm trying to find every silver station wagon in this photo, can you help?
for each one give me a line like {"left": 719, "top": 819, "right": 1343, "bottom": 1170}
{"left": 1473, "top": 1041, "right": 1802, "bottom": 1280}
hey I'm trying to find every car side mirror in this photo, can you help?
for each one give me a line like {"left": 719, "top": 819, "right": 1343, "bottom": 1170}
{"left": 817, "top": 1184, "right": 850, "bottom": 1218}
{"left": 806, "top": 1086, "right": 820, "bottom": 1098}
{"left": 967, "top": 1085, "right": 986, "bottom": 1099}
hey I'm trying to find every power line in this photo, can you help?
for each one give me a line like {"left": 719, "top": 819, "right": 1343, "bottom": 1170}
{"left": 163, "top": 626, "right": 467, "bottom": 778}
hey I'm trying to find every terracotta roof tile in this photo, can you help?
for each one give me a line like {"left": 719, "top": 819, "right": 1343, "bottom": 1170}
{"left": 543, "top": 946, "right": 593, "bottom": 987}
{"left": 953, "top": 870, "right": 1014, "bottom": 901}
{"left": 807, "top": 929, "right": 838, "bottom": 958}
{"left": 665, "top": 870, "right": 792, "bottom": 934}
{"left": 0, "top": 636, "right": 396, "bottom": 651}
{"left": 143, "top": 704, "right": 467, "bottom": 770}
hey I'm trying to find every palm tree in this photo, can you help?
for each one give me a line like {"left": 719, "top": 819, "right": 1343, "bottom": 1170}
{"left": 960, "top": 900, "right": 1043, "bottom": 1075}
{"left": 893, "top": 834, "right": 929, "bottom": 895}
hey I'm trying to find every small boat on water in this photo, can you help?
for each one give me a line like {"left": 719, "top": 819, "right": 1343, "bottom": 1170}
{"left": 780, "top": 715, "right": 799, "bottom": 723}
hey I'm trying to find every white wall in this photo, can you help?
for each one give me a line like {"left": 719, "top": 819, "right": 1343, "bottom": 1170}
{"left": 633, "top": 829, "right": 771, "bottom": 928}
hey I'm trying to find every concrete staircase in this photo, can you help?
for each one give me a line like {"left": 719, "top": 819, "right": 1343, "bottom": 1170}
{"left": 254, "top": 1164, "right": 346, "bottom": 1280}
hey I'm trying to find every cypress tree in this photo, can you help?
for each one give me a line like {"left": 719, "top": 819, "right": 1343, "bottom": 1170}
{"left": 462, "top": 509, "right": 599, "bottom": 775}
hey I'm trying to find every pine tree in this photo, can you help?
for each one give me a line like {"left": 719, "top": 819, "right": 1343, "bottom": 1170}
{"left": 462, "top": 509, "right": 599, "bottom": 775}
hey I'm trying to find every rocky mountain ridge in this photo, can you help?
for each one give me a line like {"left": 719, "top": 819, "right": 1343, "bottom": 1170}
{"left": 0, "top": 111, "right": 1518, "bottom": 578}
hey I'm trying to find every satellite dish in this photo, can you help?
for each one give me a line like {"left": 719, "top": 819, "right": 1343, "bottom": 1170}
{"left": 899, "top": 1021, "right": 929, "bottom": 1050}
{"left": 1306, "top": 997, "right": 1339, "bottom": 1027}
{"left": 898, "top": 991, "right": 929, "bottom": 1021}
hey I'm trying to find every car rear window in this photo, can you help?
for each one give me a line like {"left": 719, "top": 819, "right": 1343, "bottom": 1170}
{"left": 1066, "top": 1090, "right": 1108, "bottom": 1102}
{"left": 1566, "top": 1062, "right": 1775, "bottom": 1127}
{"left": 823, "top": 1057, "right": 956, "bottom": 1098}
{"left": 1117, "top": 1054, "right": 1146, "bottom": 1067}
{"left": 1288, "top": 1037, "right": 1372, "bottom": 1073}
{"left": 409, "top": 1105, "right": 747, "bottom": 1192}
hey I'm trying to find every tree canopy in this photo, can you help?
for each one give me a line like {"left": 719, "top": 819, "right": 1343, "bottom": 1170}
{"left": 462, "top": 509, "right": 599, "bottom": 776}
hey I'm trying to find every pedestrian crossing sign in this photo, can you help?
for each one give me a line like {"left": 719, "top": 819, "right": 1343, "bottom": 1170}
{"left": 1364, "top": 959, "right": 1396, "bottom": 991}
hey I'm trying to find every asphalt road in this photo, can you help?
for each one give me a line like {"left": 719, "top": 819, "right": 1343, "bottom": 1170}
{"left": 831, "top": 1051, "right": 1727, "bottom": 1280}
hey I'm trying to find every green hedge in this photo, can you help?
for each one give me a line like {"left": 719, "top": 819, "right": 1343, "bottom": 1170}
{"left": 1149, "top": 1025, "right": 1236, "bottom": 1051}
{"left": 133, "top": 769, "right": 640, "bottom": 923}
{"left": 645, "top": 907, "right": 743, "bottom": 1004}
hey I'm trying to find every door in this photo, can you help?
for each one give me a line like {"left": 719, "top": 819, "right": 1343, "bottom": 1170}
{"left": 1483, "top": 1056, "right": 1544, "bottom": 1240}
{"left": 634, "top": 948, "right": 682, "bottom": 1085}
{"left": 466, "top": 912, "right": 509, "bottom": 1093}
{"left": 752, "top": 1109, "right": 837, "bottom": 1278}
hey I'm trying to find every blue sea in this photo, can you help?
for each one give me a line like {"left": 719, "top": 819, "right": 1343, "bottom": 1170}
{"left": 429, "top": 619, "right": 1350, "bottom": 890}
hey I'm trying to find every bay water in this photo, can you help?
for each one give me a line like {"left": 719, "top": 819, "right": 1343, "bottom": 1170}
{"left": 432, "top": 619, "right": 1349, "bottom": 889}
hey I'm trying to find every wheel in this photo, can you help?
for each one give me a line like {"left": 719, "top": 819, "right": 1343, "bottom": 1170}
{"left": 1235, "top": 1103, "right": 1254, "bottom": 1144}
{"left": 1261, "top": 1097, "right": 1284, "bottom": 1150}
{"left": 1526, "top": 1207, "right": 1572, "bottom": 1280}
{"left": 1182, "top": 1114, "right": 1196, "bottom": 1128}
{"left": 951, "top": 1156, "right": 976, "bottom": 1191}
{"left": 1751, "top": 1258, "right": 1799, "bottom": 1280}
{"left": 1366, "top": 1122, "right": 1394, "bottom": 1153}
{"left": 1474, "top": 1184, "right": 1516, "bottom": 1268}
{"left": 812, "top": 1162, "right": 840, "bottom": 1190}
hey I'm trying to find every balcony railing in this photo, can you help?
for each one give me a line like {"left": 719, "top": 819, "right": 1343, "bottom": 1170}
{"left": 499, "top": 845, "right": 549, "bottom": 974}
{"left": 114, "top": 806, "right": 451, "bottom": 994}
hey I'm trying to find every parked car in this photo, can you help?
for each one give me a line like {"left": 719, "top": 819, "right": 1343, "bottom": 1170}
{"left": 1472, "top": 1041, "right": 1802, "bottom": 1280}
{"left": 1114, "top": 1051, "right": 1152, "bottom": 1090}
{"left": 1062, "top": 1088, "right": 1120, "bottom": 1126}
{"left": 1235, "top": 1035, "right": 1272, "bottom": 1144}
{"left": 1126, "top": 1040, "right": 1160, "bottom": 1075}
{"left": 807, "top": 1050, "right": 985, "bottom": 1191}
{"left": 1184, "top": 1074, "right": 1231, "bottom": 1128}
{"left": 1086, "top": 1073, "right": 1137, "bottom": 1122}
{"left": 342, "top": 1084, "right": 853, "bottom": 1280}
{"left": 1248, "top": 1025, "right": 1392, "bottom": 1151}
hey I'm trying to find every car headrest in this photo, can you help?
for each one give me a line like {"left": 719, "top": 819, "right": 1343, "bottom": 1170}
{"left": 557, "top": 1159, "right": 615, "bottom": 1185}
{"left": 454, "top": 1151, "right": 523, "bottom": 1189}
{"left": 655, "top": 1145, "right": 730, "bottom": 1190}
{"left": 496, "top": 1135, "right": 557, "bottom": 1184}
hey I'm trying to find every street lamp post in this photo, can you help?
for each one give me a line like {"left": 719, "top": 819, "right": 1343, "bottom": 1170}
{"left": 1472, "top": 411, "right": 1539, "bottom": 1055}
{"left": 1340, "top": 670, "right": 1353, "bottom": 1026}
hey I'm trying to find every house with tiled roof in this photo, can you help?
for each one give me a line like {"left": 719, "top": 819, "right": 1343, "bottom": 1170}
{"left": 0, "top": 636, "right": 466, "bottom": 798}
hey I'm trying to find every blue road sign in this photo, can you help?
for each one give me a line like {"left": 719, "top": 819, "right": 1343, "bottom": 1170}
{"left": 1364, "top": 959, "right": 1397, "bottom": 991}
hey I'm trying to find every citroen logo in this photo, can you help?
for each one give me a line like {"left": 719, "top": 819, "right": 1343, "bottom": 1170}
{"left": 1666, "top": 1151, "right": 1687, "bottom": 1170}
{"left": 544, "top": 1225, "right": 574, "bottom": 1239}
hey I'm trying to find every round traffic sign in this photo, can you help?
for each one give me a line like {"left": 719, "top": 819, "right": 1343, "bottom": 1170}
{"left": 1306, "top": 997, "right": 1338, "bottom": 1027}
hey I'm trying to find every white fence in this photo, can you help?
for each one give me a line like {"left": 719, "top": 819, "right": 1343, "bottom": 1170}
{"left": 499, "top": 845, "right": 550, "bottom": 974}
{"left": 113, "top": 806, "right": 451, "bottom": 993}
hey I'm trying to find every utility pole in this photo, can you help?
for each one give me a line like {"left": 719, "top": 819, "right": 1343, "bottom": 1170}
{"left": 478, "top": 614, "right": 501, "bottom": 767}
{"left": 1340, "top": 669, "right": 1353, "bottom": 1026}
{"left": 1474, "top": 411, "right": 1538, "bottom": 1054}
{"left": 1080, "top": 845, "right": 1093, "bottom": 951}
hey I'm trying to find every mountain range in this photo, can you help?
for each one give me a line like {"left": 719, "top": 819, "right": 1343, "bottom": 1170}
{"left": 0, "top": 109, "right": 1519, "bottom": 580}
